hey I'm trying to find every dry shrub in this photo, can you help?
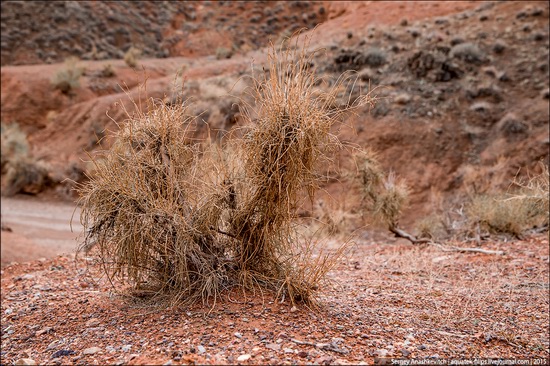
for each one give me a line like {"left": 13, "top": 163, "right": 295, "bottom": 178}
{"left": 312, "top": 199, "right": 357, "bottom": 236}
{"left": 1, "top": 123, "right": 50, "bottom": 196}
{"left": 215, "top": 47, "right": 233, "bottom": 60}
{"left": 77, "top": 34, "right": 377, "bottom": 307}
{"left": 124, "top": 46, "right": 142, "bottom": 68}
{"left": 355, "top": 148, "right": 409, "bottom": 229}
{"left": 459, "top": 157, "right": 511, "bottom": 195}
{"left": 100, "top": 63, "right": 116, "bottom": 78}
{"left": 467, "top": 162, "right": 549, "bottom": 237}
{"left": 78, "top": 100, "right": 228, "bottom": 304}
{"left": 510, "top": 162, "right": 549, "bottom": 227}
{"left": 51, "top": 56, "right": 85, "bottom": 94}
{"left": 3, "top": 159, "right": 50, "bottom": 196}
{"left": 415, "top": 214, "right": 446, "bottom": 240}
{"left": 1, "top": 123, "right": 29, "bottom": 173}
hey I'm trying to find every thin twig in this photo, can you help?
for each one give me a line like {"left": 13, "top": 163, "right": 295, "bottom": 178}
{"left": 436, "top": 330, "right": 471, "bottom": 339}
{"left": 291, "top": 338, "right": 316, "bottom": 346}
{"left": 432, "top": 243, "right": 504, "bottom": 255}
{"left": 389, "top": 225, "right": 505, "bottom": 255}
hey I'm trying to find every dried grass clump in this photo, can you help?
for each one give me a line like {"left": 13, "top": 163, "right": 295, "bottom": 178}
{"left": 1, "top": 122, "right": 29, "bottom": 173}
{"left": 100, "top": 63, "right": 116, "bottom": 78}
{"left": 510, "top": 162, "right": 549, "bottom": 227}
{"left": 415, "top": 215, "right": 446, "bottom": 240}
{"left": 466, "top": 162, "right": 549, "bottom": 237}
{"left": 78, "top": 99, "right": 231, "bottom": 304}
{"left": 51, "top": 57, "right": 85, "bottom": 94}
{"left": 215, "top": 47, "right": 233, "bottom": 60}
{"left": 78, "top": 34, "right": 377, "bottom": 307}
{"left": 1, "top": 123, "right": 50, "bottom": 196}
{"left": 227, "top": 36, "right": 371, "bottom": 299}
{"left": 355, "top": 148, "right": 409, "bottom": 230}
{"left": 124, "top": 46, "right": 142, "bottom": 68}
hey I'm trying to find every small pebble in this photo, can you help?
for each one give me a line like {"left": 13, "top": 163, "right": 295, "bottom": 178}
{"left": 85, "top": 318, "right": 100, "bottom": 327}
{"left": 83, "top": 347, "right": 101, "bottom": 355}
{"left": 237, "top": 354, "right": 251, "bottom": 362}
{"left": 121, "top": 345, "right": 132, "bottom": 352}
{"left": 15, "top": 359, "right": 36, "bottom": 366}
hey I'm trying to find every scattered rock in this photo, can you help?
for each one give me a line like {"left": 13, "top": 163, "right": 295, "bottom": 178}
{"left": 85, "top": 318, "right": 100, "bottom": 327}
{"left": 493, "top": 40, "right": 507, "bottom": 54}
{"left": 315, "top": 355, "right": 334, "bottom": 365}
{"left": 265, "top": 343, "right": 281, "bottom": 351}
{"left": 497, "top": 113, "right": 528, "bottom": 138}
{"left": 51, "top": 350, "right": 76, "bottom": 359}
{"left": 121, "top": 344, "right": 132, "bottom": 352}
{"left": 237, "top": 354, "right": 251, "bottom": 362}
{"left": 15, "top": 359, "right": 36, "bottom": 365}
{"left": 394, "top": 93, "right": 411, "bottom": 105}
{"left": 469, "top": 101, "right": 493, "bottom": 113}
{"left": 375, "top": 349, "right": 389, "bottom": 357}
{"left": 450, "top": 42, "right": 486, "bottom": 64}
{"left": 36, "top": 326, "right": 54, "bottom": 336}
{"left": 83, "top": 347, "right": 102, "bottom": 355}
{"left": 297, "top": 350, "right": 308, "bottom": 358}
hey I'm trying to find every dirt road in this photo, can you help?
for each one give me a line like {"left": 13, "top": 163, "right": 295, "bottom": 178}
{"left": 0, "top": 196, "right": 82, "bottom": 267}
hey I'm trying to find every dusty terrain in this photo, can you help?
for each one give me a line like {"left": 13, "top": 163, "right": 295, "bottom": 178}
{"left": 1, "top": 234, "right": 548, "bottom": 365}
{"left": 1, "top": 1, "right": 549, "bottom": 365}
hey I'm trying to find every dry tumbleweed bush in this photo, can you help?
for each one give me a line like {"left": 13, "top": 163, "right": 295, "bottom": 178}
{"left": 77, "top": 35, "right": 377, "bottom": 307}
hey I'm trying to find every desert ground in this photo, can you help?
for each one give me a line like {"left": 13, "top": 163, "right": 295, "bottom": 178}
{"left": 1, "top": 1, "right": 549, "bottom": 365}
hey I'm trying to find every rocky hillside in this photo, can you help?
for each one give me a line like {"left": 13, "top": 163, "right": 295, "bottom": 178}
{"left": 1, "top": 1, "right": 549, "bottom": 227}
{"left": 1, "top": 1, "right": 326, "bottom": 65}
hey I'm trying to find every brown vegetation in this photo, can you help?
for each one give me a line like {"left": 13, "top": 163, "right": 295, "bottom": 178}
{"left": 77, "top": 37, "right": 376, "bottom": 307}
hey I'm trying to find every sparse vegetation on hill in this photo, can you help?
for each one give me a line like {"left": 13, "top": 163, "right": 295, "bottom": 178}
{"left": 1, "top": 123, "right": 50, "bottom": 196}
{"left": 51, "top": 57, "right": 85, "bottom": 94}
{"left": 123, "top": 46, "right": 142, "bottom": 68}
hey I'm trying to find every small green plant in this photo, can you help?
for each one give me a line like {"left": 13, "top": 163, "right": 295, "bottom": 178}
{"left": 51, "top": 57, "right": 85, "bottom": 94}
{"left": 124, "top": 46, "right": 142, "bottom": 68}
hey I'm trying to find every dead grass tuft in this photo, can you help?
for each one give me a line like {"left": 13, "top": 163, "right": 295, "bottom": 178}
{"left": 467, "top": 162, "right": 549, "bottom": 237}
{"left": 355, "top": 148, "right": 409, "bottom": 229}
{"left": 1, "top": 123, "right": 29, "bottom": 174}
{"left": 51, "top": 57, "right": 85, "bottom": 94}
{"left": 1, "top": 122, "right": 50, "bottom": 196}
{"left": 124, "top": 46, "right": 142, "bottom": 68}
{"left": 77, "top": 34, "right": 377, "bottom": 307}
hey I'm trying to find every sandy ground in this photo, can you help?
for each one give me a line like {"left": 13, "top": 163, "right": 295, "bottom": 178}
{"left": 1, "top": 197, "right": 82, "bottom": 267}
{"left": 1, "top": 232, "right": 548, "bottom": 365}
